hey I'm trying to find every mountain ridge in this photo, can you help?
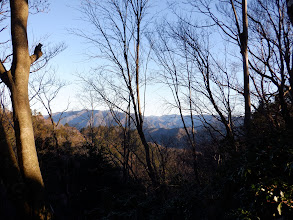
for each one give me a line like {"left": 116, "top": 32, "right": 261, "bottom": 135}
{"left": 46, "top": 109, "right": 240, "bottom": 148}
{"left": 48, "top": 109, "right": 217, "bottom": 130}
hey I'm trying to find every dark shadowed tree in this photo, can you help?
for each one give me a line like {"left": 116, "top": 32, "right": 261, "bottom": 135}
{"left": 0, "top": 0, "right": 52, "bottom": 219}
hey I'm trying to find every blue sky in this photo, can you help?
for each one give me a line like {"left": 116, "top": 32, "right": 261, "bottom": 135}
{"left": 24, "top": 0, "right": 175, "bottom": 116}
{"left": 1, "top": 0, "right": 244, "bottom": 117}
{"left": 27, "top": 0, "right": 93, "bottom": 114}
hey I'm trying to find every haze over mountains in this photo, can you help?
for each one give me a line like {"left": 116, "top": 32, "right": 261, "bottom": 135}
{"left": 48, "top": 109, "right": 226, "bottom": 148}
{"left": 50, "top": 109, "right": 217, "bottom": 130}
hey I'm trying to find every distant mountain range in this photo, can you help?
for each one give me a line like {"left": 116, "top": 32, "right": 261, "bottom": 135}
{"left": 48, "top": 109, "right": 239, "bottom": 148}
{"left": 49, "top": 109, "right": 218, "bottom": 130}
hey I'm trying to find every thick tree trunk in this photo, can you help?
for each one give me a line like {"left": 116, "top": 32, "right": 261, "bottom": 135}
{"left": 0, "top": 0, "right": 48, "bottom": 219}
{"left": 10, "top": 85, "right": 46, "bottom": 217}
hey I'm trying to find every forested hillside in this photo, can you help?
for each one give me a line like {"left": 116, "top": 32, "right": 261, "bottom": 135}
{"left": 0, "top": 0, "right": 293, "bottom": 219}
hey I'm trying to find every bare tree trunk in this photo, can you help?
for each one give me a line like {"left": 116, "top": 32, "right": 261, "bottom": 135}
{"left": 134, "top": 13, "right": 158, "bottom": 186}
{"left": 0, "top": 0, "right": 48, "bottom": 219}
{"left": 241, "top": 0, "right": 251, "bottom": 135}
{"left": 286, "top": 0, "right": 293, "bottom": 105}
{"left": 77, "top": 0, "right": 158, "bottom": 186}
{"left": 230, "top": 0, "right": 251, "bottom": 135}
{"left": 136, "top": 124, "right": 159, "bottom": 185}
{"left": 10, "top": 1, "right": 45, "bottom": 215}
